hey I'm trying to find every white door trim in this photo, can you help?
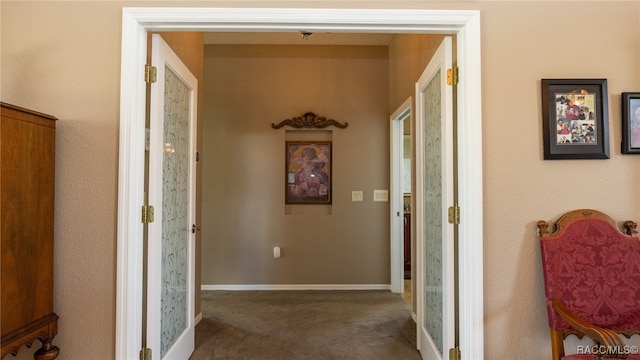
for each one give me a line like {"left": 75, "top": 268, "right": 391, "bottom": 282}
{"left": 390, "top": 97, "right": 412, "bottom": 295}
{"left": 116, "top": 7, "right": 483, "bottom": 360}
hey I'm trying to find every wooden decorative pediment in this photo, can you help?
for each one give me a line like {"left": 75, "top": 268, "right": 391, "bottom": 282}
{"left": 272, "top": 112, "right": 348, "bottom": 129}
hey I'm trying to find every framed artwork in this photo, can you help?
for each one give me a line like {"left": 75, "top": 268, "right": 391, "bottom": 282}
{"left": 541, "top": 79, "right": 609, "bottom": 160}
{"left": 622, "top": 92, "right": 640, "bottom": 154}
{"left": 285, "top": 141, "right": 332, "bottom": 204}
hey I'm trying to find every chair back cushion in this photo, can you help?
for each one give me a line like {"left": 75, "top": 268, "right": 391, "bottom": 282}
{"left": 540, "top": 215, "right": 640, "bottom": 331}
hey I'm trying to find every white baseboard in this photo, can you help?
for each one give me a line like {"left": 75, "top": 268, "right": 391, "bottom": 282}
{"left": 194, "top": 312, "right": 203, "bottom": 325}
{"left": 201, "top": 284, "right": 391, "bottom": 291}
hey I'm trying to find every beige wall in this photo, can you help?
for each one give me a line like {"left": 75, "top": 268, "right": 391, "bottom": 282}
{"left": 480, "top": 2, "right": 639, "bottom": 357}
{"left": 1, "top": 1, "right": 639, "bottom": 359}
{"left": 389, "top": 34, "right": 447, "bottom": 112}
{"left": 201, "top": 44, "right": 390, "bottom": 285}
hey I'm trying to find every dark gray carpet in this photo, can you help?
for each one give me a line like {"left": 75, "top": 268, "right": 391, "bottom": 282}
{"left": 190, "top": 290, "right": 421, "bottom": 360}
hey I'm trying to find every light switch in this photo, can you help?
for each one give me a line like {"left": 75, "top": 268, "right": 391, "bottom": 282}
{"left": 373, "top": 189, "right": 389, "bottom": 202}
{"left": 352, "top": 191, "right": 363, "bottom": 202}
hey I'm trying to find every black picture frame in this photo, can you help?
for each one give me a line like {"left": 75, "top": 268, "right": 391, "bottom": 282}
{"left": 285, "top": 141, "right": 332, "bottom": 204}
{"left": 621, "top": 92, "right": 640, "bottom": 154}
{"left": 541, "top": 79, "right": 609, "bottom": 160}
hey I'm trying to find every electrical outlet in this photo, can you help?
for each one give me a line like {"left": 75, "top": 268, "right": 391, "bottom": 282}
{"left": 352, "top": 191, "right": 363, "bottom": 202}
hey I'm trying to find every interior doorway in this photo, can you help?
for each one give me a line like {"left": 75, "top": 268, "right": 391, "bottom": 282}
{"left": 116, "top": 7, "right": 484, "bottom": 360}
{"left": 390, "top": 97, "right": 412, "bottom": 300}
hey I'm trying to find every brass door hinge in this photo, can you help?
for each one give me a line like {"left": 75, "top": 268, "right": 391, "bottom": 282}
{"left": 142, "top": 205, "right": 155, "bottom": 224}
{"left": 448, "top": 204, "right": 460, "bottom": 225}
{"left": 449, "top": 347, "right": 461, "bottom": 360}
{"left": 140, "top": 347, "right": 152, "bottom": 360}
{"left": 447, "top": 67, "right": 459, "bottom": 86}
{"left": 145, "top": 65, "right": 157, "bottom": 84}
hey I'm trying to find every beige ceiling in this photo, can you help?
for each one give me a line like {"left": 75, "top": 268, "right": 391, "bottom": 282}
{"left": 203, "top": 32, "right": 395, "bottom": 46}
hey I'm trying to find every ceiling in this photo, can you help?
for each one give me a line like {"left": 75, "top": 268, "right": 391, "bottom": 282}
{"left": 203, "top": 32, "right": 395, "bottom": 46}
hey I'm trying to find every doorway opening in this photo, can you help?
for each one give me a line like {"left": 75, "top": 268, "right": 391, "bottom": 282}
{"left": 390, "top": 96, "right": 412, "bottom": 303}
{"left": 116, "top": 7, "right": 483, "bottom": 360}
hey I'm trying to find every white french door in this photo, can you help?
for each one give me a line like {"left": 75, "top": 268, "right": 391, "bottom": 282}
{"left": 146, "top": 34, "right": 198, "bottom": 360}
{"left": 415, "top": 36, "right": 456, "bottom": 360}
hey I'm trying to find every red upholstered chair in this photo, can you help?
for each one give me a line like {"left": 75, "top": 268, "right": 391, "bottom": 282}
{"left": 537, "top": 209, "right": 640, "bottom": 360}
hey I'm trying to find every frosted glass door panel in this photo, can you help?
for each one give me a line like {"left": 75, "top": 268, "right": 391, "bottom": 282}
{"left": 160, "top": 66, "right": 190, "bottom": 357}
{"left": 423, "top": 68, "right": 444, "bottom": 355}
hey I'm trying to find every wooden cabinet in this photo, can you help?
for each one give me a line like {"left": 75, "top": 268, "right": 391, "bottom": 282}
{"left": 1, "top": 103, "right": 60, "bottom": 359}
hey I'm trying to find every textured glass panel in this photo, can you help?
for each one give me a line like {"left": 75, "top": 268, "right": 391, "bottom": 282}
{"left": 161, "top": 66, "right": 190, "bottom": 358}
{"left": 423, "top": 69, "right": 443, "bottom": 355}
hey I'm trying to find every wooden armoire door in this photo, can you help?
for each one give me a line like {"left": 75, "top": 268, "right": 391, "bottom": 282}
{"left": 1, "top": 102, "right": 60, "bottom": 360}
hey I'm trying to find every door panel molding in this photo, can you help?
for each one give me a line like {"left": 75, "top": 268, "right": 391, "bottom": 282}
{"left": 117, "top": 8, "right": 483, "bottom": 360}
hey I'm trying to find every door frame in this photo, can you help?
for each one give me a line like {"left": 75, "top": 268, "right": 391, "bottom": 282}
{"left": 390, "top": 97, "right": 412, "bottom": 296}
{"left": 116, "top": 7, "right": 483, "bottom": 360}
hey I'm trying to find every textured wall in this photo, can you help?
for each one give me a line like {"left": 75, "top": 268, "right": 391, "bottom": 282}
{"left": 1, "top": 2, "right": 121, "bottom": 359}
{"left": 479, "top": 2, "right": 640, "bottom": 358}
